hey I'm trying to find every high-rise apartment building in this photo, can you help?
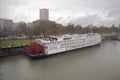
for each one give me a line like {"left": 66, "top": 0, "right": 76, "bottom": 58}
{"left": 0, "top": 18, "right": 13, "bottom": 31}
{"left": 40, "top": 8, "right": 49, "bottom": 20}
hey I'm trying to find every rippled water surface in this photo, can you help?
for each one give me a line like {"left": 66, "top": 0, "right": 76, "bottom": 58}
{"left": 0, "top": 41, "right": 120, "bottom": 80}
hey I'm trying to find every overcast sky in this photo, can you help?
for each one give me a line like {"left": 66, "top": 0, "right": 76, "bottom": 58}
{"left": 0, "top": 0, "right": 120, "bottom": 26}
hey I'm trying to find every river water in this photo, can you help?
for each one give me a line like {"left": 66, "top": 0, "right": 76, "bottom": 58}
{"left": 0, "top": 41, "right": 120, "bottom": 80}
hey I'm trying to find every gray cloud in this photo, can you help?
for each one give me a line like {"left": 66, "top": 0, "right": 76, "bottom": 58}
{"left": 0, "top": 0, "right": 120, "bottom": 26}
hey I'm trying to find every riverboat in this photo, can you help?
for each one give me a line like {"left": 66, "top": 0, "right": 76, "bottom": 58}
{"left": 26, "top": 33, "right": 101, "bottom": 58}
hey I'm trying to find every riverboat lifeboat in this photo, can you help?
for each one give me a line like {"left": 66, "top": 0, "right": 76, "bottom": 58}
{"left": 26, "top": 33, "right": 101, "bottom": 58}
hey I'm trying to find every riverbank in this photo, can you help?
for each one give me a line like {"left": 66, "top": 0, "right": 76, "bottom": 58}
{"left": 0, "top": 33, "right": 119, "bottom": 58}
{"left": 0, "top": 47, "right": 25, "bottom": 58}
{"left": 0, "top": 38, "right": 35, "bottom": 47}
{"left": 0, "top": 38, "right": 35, "bottom": 58}
{"left": 102, "top": 34, "right": 120, "bottom": 41}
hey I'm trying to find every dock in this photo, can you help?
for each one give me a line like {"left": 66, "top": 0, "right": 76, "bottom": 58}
{"left": 102, "top": 34, "right": 120, "bottom": 41}
{"left": 0, "top": 45, "right": 27, "bottom": 58}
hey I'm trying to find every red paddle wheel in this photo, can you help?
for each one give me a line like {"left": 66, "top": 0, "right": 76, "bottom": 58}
{"left": 27, "top": 42, "right": 44, "bottom": 54}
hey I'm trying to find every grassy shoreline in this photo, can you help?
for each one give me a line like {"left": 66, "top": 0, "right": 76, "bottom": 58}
{"left": 101, "top": 33, "right": 113, "bottom": 37}
{"left": 0, "top": 38, "right": 35, "bottom": 47}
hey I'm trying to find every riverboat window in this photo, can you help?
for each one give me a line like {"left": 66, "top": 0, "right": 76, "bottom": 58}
{"left": 63, "top": 37, "right": 72, "bottom": 40}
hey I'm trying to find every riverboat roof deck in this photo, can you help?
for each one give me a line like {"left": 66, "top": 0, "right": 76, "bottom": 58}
{"left": 35, "top": 33, "right": 101, "bottom": 44}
